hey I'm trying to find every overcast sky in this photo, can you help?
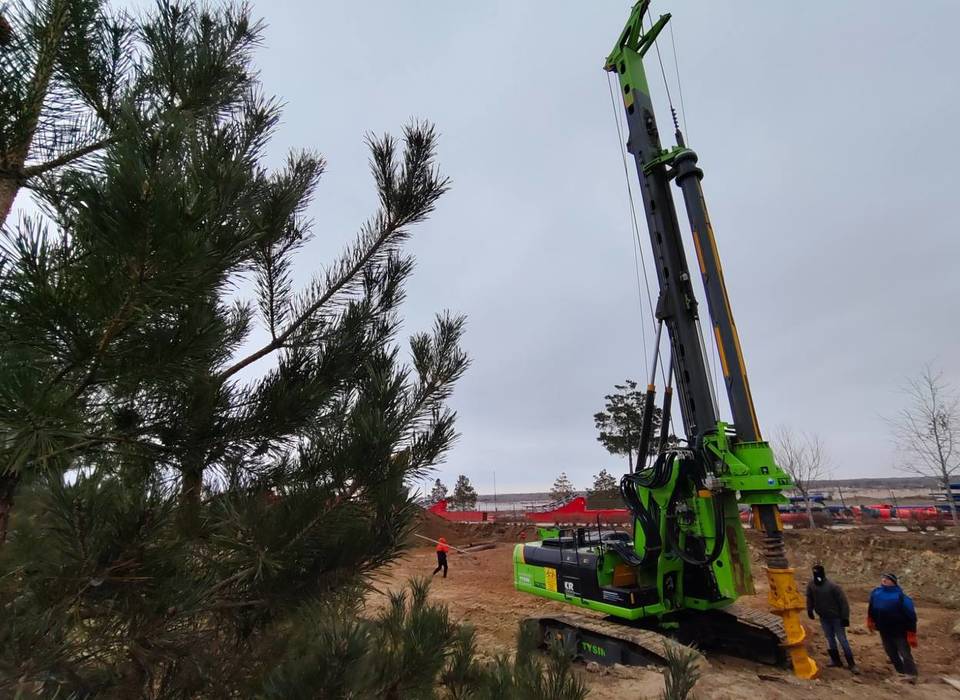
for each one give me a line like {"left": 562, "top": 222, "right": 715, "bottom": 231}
{"left": 40, "top": 1, "right": 960, "bottom": 493}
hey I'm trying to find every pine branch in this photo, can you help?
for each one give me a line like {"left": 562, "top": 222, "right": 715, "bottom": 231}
{"left": 219, "top": 123, "right": 448, "bottom": 381}
{"left": 11, "top": 1, "right": 70, "bottom": 158}
{"left": 221, "top": 220, "right": 399, "bottom": 379}
{"left": 252, "top": 151, "right": 323, "bottom": 341}
{"left": 0, "top": 0, "right": 72, "bottom": 224}
{"left": 20, "top": 135, "right": 111, "bottom": 177}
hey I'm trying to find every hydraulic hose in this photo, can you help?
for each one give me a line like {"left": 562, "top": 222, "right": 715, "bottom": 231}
{"left": 662, "top": 454, "right": 726, "bottom": 566}
{"left": 632, "top": 450, "right": 676, "bottom": 490}
{"left": 657, "top": 384, "right": 673, "bottom": 454}
{"left": 619, "top": 471, "right": 662, "bottom": 565}
{"left": 634, "top": 320, "right": 664, "bottom": 474}
{"left": 634, "top": 383, "right": 657, "bottom": 473}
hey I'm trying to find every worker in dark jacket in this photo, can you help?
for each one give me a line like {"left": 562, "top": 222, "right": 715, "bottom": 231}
{"left": 806, "top": 564, "right": 857, "bottom": 673}
{"left": 868, "top": 572, "right": 918, "bottom": 682}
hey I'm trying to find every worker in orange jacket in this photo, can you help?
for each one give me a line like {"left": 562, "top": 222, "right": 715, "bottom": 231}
{"left": 432, "top": 537, "right": 450, "bottom": 578}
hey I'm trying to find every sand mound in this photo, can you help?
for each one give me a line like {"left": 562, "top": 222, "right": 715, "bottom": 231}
{"left": 747, "top": 527, "right": 960, "bottom": 608}
{"left": 411, "top": 510, "right": 537, "bottom": 548}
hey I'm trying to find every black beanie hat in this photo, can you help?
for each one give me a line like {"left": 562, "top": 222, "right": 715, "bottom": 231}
{"left": 882, "top": 572, "right": 898, "bottom": 585}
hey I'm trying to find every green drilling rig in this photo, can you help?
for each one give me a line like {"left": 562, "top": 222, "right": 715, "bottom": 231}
{"left": 513, "top": 1, "right": 818, "bottom": 679}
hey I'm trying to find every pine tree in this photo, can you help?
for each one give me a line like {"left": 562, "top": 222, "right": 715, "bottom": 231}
{"left": 594, "top": 379, "right": 676, "bottom": 472}
{"left": 0, "top": 0, "right": 266, "bottom": 542}
{"left": 549, "top": 472, "right": 576, "bottom": 503}
{"left": 449, "top": 474, "right": 477, "bottom": 510}
{"left": 0, "top": 0, "right": 260, "bottom": 226}
{"left": 590, "top": 469, "right": 619, "bottom": 497}
{"left": 660, "top": 642, "right": 702, "bottom": 700}
{"left": 587, "top": 468, "right": 621, "bottom": 509}
{"left": 0, "top": 4, "right": 591, "bottom": 697}
{"left": 1, "top": 0, "right": 114, "bottom": 223}
{"left": 262, "top": 579, "right": 587, "bottom": 700}
{"left": 430, "top": 478, "right": 448, "bottom": 505}
{"left": 0, "top": 1, "right": 475, "bottom": 693}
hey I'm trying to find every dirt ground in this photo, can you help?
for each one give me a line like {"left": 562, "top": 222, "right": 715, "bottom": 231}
{"left": 368, "top": 519, "right": 960, "bottom": 699}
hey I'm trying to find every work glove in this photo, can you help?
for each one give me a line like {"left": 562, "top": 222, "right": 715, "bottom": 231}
{"left": 842, "top": 618, "right": 849, "bottom": 628}
{"left": 807, "top": 610, "right": 815, "bottom": 620}
{"left": 866, "top": 616, "right": 876, "bottom": 633}
{"left": 906, "top": 631, "right": 918, "bottom": 648}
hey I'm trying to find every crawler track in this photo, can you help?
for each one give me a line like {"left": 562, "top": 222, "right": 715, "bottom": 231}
{"left": 525, "top": 613, "right": 694, "bottom": 666}
{"left": 526, "top": 603, "right": 787, "bottom": 668}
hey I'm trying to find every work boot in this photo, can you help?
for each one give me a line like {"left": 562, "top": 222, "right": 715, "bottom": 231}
{"left": 844, "top": 651, "right": 860, "bottom": 675}
{"left": 827, "top": 649, "right": 843, "bottom": 668}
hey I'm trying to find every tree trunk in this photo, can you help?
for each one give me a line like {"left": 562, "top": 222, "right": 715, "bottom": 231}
{"left": 805, "top": 498, "right": 815, "bottom": 529}
{"left": 121, "top": 647, "right": 149, "bottom": 699}
{"left": 0, "top": 171, "right": 22, "bottom": 226}
{"left": 938, "top": 473, "right": 957, "bottom": 525}
{"left": 0, "top": 472, "right": 21, "bottom": 545}
{"left": 179, "top": 468, "right": 203, "bottom": 534}
{"left": 0, "top": 0, "right": 71, "bottom": 228}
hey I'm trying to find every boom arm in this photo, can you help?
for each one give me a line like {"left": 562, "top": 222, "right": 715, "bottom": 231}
{"left": 606, "top": 1, "right": 762, "bottom": 445}
{"left": 605, "top": 3, "right": 718, "bottom": 443}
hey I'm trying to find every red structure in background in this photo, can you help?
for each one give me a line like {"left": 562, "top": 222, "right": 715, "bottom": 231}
{"left": 429, "top": 497, "right": 954, "bottom": 527}
{"left": 523, "top": 497, "right": 630, "bottom": 524}
{"left": 427, "top": 496, "right": 630, "bottom": 524}
{"left": 737, "top": 504, "right": 953, "bottom": 527}
{"left": 427, "top": 499, "right": 491, "bottom": 522}
{"left": 859, "top": 504, "right": 945, "bottom": 523}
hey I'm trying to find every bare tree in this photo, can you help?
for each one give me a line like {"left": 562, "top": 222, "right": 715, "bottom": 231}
{"left": 773, "top": 427, "right": 831, "bottom": 529}
{"left": 889, "top": 365, "right": 959, "bottom": 524}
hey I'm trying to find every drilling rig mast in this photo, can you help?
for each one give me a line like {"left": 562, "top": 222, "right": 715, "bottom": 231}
{"left": 514, "top": 2, "right": 819, "bottom": 679}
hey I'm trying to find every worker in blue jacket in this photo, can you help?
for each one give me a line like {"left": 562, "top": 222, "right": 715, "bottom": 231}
{"left": 867, "top": 572, "right": 918, "bottom": 682}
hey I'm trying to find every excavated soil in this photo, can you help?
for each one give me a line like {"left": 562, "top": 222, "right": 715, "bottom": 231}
{"left": 371, "top": 525, "right": 960, "bottom": 699}
{"left": 411, "top": 511, "right": 536, "bottom": 545}
{"left": 759, "top": 528, "right": 960, "bottom": 609}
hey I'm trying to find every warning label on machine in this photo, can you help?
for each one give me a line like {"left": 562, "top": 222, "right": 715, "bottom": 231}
{"left": 545, "top": 568, "right": 557, "bottom": 592}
